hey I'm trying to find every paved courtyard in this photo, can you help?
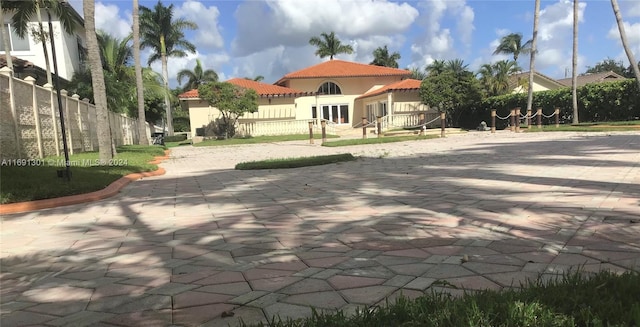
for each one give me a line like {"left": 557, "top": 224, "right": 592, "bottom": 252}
{"left": 1, "top": 131, "right": 639, "bottom": 326}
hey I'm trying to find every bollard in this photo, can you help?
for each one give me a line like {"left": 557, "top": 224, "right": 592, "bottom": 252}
{"left": 555, "top": 108, "right": 560, "bottom": 128}
{"left": 321, "top": 120, "right": 327, "bottom": 143}
{"left": 362, "top": 117, "right": 367, "bottom": 139}
{"left": 440, "top": 112, "right": 446, "bottom": 138}
{"left": 308, "top": 121, "right": 314, "bottom": 144}
{"left": 376, "top": 116, "right": 382, "bottom": 138}
{"left": 515, "top": 107, "right": 521, "bottom": 133}
{"left": 491, "top": 109, "right": 496, "bottom": 133}
{"left": 537, "top": 108, "right": 542, "bottom": 129}
{"left": 510, "top": 109, "right": 515, "bottom": 132}
{"left": 527, "top": 109, "right": 532, "bottom": 130}
{"left": 418, "top": 113, "right": 425, "bottom": 136}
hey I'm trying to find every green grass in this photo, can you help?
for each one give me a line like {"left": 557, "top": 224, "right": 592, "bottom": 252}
{"left": 322, "top": 134, "right": 439, "bottom": 147}
{"left": 235, "top": 153, "right": 356, "bottom": 170}
{"left": 525, "top": 120, "right": 640, "bottom": 132}
{"left": 0, "top": 145, "right": 166, "bottom": 204}
{"left": 164, "top": 139, "right": 193, "bottom": 148}
{"left": 244, "top": 270, "right": 640, "bottom": 327}
{"left": 194, "top": 134, "right": 339, "bottom": 147}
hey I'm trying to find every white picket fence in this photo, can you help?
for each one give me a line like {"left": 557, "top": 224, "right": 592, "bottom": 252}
{"left": 238, "top": 119, "right": 337, "bottom": 136}
{"left": 0, "top": 68, "right": 151, "bottom": 160}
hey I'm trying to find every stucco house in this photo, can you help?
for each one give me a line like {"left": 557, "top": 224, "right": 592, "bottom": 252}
{"left": 179, "top": 60, "right": 436, "bottom": 138}
{"left": 508, "top": 71, "right": 565, "bottom": 94}
{"left": 1, "top": 3, "right": 86, "bottom": 82}
{"left": 556, "top": 71, "right": 627, "bottom": 87}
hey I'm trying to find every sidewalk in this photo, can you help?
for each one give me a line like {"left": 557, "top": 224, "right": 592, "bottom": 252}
{"left": 1, "top": 131, "right": 639, "bottom": 326}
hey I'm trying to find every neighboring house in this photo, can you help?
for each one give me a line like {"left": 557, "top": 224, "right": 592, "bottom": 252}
{"left": 179, "top": 60, "right": 434, "bottom": 138}
{"left": 0, "top": 55, "right": 49, "bottom": 85}
{"left": 556, "top": 71, "right": 627, "bottom": 87}
{"left": 1, "top": 4, "right": 86, "bottom": 82}
{"left": 508, "top": 71, "right": 565, "bottom": 94}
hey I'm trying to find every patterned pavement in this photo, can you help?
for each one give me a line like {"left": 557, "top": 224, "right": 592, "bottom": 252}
{"left": 1, "top": 131, "right": 639, "bottom": 326}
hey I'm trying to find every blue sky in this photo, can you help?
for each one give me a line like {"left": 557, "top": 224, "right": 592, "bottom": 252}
{"left": 70, "top": 0, "right": 640, "bottom": 88}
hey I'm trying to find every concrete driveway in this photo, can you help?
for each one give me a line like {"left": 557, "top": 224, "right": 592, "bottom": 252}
{"left": 1, "top": 131, "right": 639, "bottom": 326}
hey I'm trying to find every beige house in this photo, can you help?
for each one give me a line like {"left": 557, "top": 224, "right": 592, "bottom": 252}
{"left": 508, "top": 71, "right": 565, "bottom": 93}
{"left": 556, "top": 71, "right": 627, "bottom": 87}
{"left": 179, "top": 60, "right": 435, "bottom": 137}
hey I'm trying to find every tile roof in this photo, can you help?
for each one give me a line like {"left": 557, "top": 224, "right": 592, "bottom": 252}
{"left": 356, "top": 79, "right": 422, "bottom": 99}
{"left": 277, "top": 60, "right": 411, "bottom": 83}
{"left": 0, "top": 56, "right": 36, "bottom": 69}
{"left": 556, "top": 71, "right": 627, "bottom": 87}
{"left": 178, "top": 78, "right": 309, "bottom": 99}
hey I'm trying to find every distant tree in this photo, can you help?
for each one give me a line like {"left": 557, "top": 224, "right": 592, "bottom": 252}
{"left": 408, "top": 67, "right": 427, "bottom": 80}
{"left": 177, "top": 59, "right": 218, "bottom": 91}
{"left": 370, "top": 45, "right": 401, "bottom": 68}
{"left": 610, "top": 0, "right": 640, "bottom": 91}
{"left": 478, "top": 60, "right": 519, "bottom": 96}
{"left": 425, "top": 59, "right": 446, "bottom": 76}
{"left": 244, "top": 75, "right": 264, "bottom": 82}
{"left": 626, "top": 62, "right": 640, "bottom": 78}
{"left": 308, "top": 31, "right": 354, "bottom": 60}
{"left": 445, "top": 59, "right": 469, "bottom": 77}
{"left": 420, "top": 69, "right": 482, "bottom": 127}
{"left": 493, "top": 33, "right": 532, "bottom": 66}
{"left": 198, "top": 82, "right": 258, "bottom": 139}
{"left": 584, "top": 58, "right": 628, "bottom": 76}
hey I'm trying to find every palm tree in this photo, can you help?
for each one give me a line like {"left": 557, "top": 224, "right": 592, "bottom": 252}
{"left": 133, "top": 0, "right": 148, "bottom": 145}
{"left": 140, "top": 0, "right": 197, "bottom": 136}
{"left": 478, "top": 63, "right": 497, "bottom": 96}
{"left": 408, "top": 67, "right": 427, "bottom": 80}
{"left": 308, "top": 31, "right": 354, "bottom": 60}
{"left": 571, "top": 0, "right": 579, "bottom": 124}
{"left": 177, "top": 59, "right": 218, "bottom": 91}
{"left": 244, "top": 75, "right": 264, "bottom": 82}
{"left": 445, "top": 59, "right": 469, "bottom": 77}
{"left": 370, "top": 45, "right": 401, "bottom": 68}
{"left": 426, "top": 59, "right": 446, "bottom": 76}
{"left": 493, "top": 33, "right": 533, "bottom": 66}
{"left": 478, "top": 60, "right": 519, "bottom": 96}
{"left": 83, "top": 0, "right": 114, "bottom": 162}
{"left": 2, "top": 0, "right": 78, "bottom": 85}
{"left": 527, "top": 0, "right": 541, "bottom": 120}
{"left": 610, "top": 0, "right": 640, "bottom": 91}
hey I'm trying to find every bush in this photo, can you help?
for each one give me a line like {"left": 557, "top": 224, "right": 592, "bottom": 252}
{"left": 164, "top": 134, "right": 187, "bottom": 142}
{"left": 479, "top": 79, "right": 639, "bottom": 124}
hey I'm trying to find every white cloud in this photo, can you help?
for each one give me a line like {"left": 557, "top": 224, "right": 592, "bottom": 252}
{"left": 626, "top": 1, "right": 640, "bottom": 17}
{"left": 147, "top": 50, "right": 230, "bottom": 89}
{"left": 607, "top": 21, "right": 640, "bottom": 65}
{"left": 232, "top": 0, "right": 418, "bottom": 57}
{"left": 174, "top": 0, "right": 224, "bottom": 51}
{"left": 410, "top": 0, "right": 475, "bottom": 69}
{"left": 95, "top": 2, "right": 131, "bottom": 39}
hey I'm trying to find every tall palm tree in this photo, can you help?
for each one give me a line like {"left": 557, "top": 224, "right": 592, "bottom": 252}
{"left": 133, "top": 0, "right": 148, "bottom": 145}
{"left": 527, "top": 0, "right": 541, "bottom": 119}
{"left": 244, "top": 75, "right": 264, "bottom": 82}
{"left": 571, "top": 0, "right": 579, "bottom": 124}
{"left": 177, "top": 59, "right": 218, "bottom": 91}
{"left": 2, "top": 0, "right": 78, "bottom": 85}
{"left": 83, "top": 0, "right": 114, "bottom": 162}
{"left": 493, "top": 33, "right": 533, "bottom": 66}
{"left": 426, "top": 59, "right": 446, "bottom": 76}
{"left": 445, "top": 59, "right": 469, "bottom": 77}
{"left": 370, "top": 45, "right": 401, "bottom": 68}
{"left": 478, "top": 60, "right": 519, "bottom": 96}
{"left": 308, "top": 31, "right": 353, "bottom": 60}
{"left": 408, "top": 67, "right": 427, "bottom": 80}
{"left": 478, "top": 63, "right": 497, "bottom": 96}
{"left": 140, "top": 1, "right": 197, "bottom": 135}
{"left": 610, "top": 0, "right": 640, "bottom": 91}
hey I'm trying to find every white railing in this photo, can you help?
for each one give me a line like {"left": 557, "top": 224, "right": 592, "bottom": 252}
{"left": 237, "top": 119, "right": 337, "bottom": 137}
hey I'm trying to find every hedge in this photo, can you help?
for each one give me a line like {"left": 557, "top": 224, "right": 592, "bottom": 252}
{"left": 476, "top": 79, "right": 639, "bottom": 127}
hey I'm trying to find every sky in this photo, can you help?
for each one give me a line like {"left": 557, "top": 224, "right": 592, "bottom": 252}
{"left": 68, "top": 0, "right": 640, "bottom": 89}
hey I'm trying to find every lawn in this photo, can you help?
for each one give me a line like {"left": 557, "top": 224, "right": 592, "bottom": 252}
{"left": 244, "top": 270, "right": 640, "bottom": 327}
{"left": 525, "top": 120, "right": 640, "bottom": 132}
{"left": 236, "top": 153, "right": 356, "bottom": 170}
{"left": 0, "top": 145, "right": 166, "bottom": 204}
{"left": 322, "top": 134, "right": 439, "bottom": 147}
{"left": 193, "top": 134, "right": 339, "bottom": 147}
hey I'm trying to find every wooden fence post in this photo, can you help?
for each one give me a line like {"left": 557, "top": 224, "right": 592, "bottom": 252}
{"left": 515, "top": 107, "right": 521, "bottom": 133}
{"left": 527, "top": 109, "right": 532, "bottom": 130}
{"left": 491, "top": 109, "right": 496, "bottom": 133}
{"left": 308, "top": 121, "right": 314, "bottom": 144}
{"left": 440, "top": 112, "right": 446, "bottom": 138}
{"left": 362, "top": 117, "right": 367, "bottom": 139}
{"left": 321, "top": 120, "right": 327, "bottom": 144}
{"left": 418, "top": 112, "right": 425, "bottom": 135}
{"left": 537, "top": 108, "right": 542, "bottom": 129}
{"left": 510, "top": 109, "right": 515, "bottom": 132}
{"left": 555, "top": 108, "right": 560, "bottom": 128}
{"left": 376, "top": 116, "right": 382, "bottom": 138}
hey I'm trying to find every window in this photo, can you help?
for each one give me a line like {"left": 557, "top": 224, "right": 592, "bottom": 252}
{"left": 0, "top": 24, "right": 30, "bottom": 51}
{"left": 317, "top": 82, "right": 342, "bottom": 95}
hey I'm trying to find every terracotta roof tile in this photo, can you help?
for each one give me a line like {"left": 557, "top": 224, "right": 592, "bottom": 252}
{"left": 178, "top": 78, "right": 309, "bottom": 99}
{"left": 356, "top": 79, "right": 422, "bottom": 99}
{"left": 556, "top": 71, "right": 627, "bottom": 87}
{"left": 278, "top": 60, "right": 411, "bottom": 83}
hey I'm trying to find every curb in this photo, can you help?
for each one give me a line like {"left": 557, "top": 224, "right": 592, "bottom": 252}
{"left": 0, "top": 150, "right": 171, "bottom": 215}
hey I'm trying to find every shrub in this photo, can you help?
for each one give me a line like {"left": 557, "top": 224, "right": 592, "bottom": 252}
{"left": 164, "top": 134, "right": 187, "bottom": 142}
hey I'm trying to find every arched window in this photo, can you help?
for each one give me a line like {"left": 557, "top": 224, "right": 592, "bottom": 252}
{"left": 317, "top": 82, "right": 342, "bottom": 95}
